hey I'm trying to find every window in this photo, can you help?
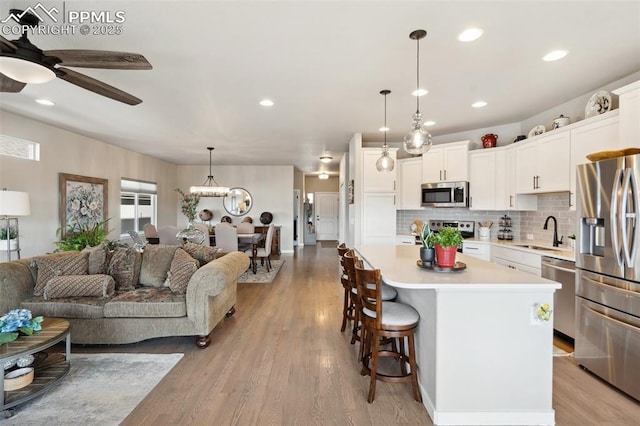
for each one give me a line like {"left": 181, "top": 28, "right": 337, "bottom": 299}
{"left": 120, "top": 179, "right": 157, "bottom": 236}
{"left": 0, "top": 134, "right": 40, "bottom": 161}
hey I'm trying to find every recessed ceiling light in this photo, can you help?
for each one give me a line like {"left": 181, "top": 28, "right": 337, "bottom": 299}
{"left": 259, "top": 99, "right": 274, "bottom": 106}
{"left": 472, "top": 101, "right": 487, "bottom": 108}
{"left": 542, "top": 50, "right": 568, "bottom": 62}
{"left": 423, "top": 120, "right": 436, "bottom": 127}
{"left": 379, "top": 126, "right": 390, "bottom": 132}
{"left": 458, "top": 28, "right": 484, "bottom": 42}
{"left": 35, "top": 99, "right": 55, "bottom": 106}
{"left": 412, "top": 88, "right": 428, "bottom": 96}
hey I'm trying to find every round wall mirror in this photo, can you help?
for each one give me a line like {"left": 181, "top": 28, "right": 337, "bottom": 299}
{"left": 223, "top": 187, "right": 253, "bottom": 216}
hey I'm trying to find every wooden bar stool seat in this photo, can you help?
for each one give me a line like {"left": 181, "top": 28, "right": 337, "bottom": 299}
{"left": 355, "top": 263, "right": 422, "bottom": 404}
{"left": 337, "top": 243, "right": 355, "bottom": 332}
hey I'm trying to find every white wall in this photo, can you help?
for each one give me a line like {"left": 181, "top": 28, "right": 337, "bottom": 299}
{"left": 176, "top": 165, "right": 295, "bottom": 253}
{"left": 0, "top": 111, "right": 177, "bottom": 259}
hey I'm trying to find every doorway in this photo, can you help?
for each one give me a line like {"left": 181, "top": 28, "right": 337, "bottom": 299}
{"left": 315, "top": 192, "right": 339, "bottom": 241}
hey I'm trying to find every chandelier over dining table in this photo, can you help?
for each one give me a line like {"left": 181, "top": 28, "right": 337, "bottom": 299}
{"left": 190, "top": 147, "right": 230, "bottom": 197}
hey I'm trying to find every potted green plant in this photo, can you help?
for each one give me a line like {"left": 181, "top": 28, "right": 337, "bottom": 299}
{"left": 419, "top": 223, "right": 437, "bottom": 266}
{"left": 0, "top": 225, "right": 18, "bottom": 251}
{"left": 433, "top": 226, "right": 463, "bottom": 268}
{"left": 54, "top": 219, "right": 112, "bottom": 252}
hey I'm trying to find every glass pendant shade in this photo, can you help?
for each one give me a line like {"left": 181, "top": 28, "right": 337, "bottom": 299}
{"left": 403, "top": 112, "right": 433, "bottom": 155}
{"left": 376, "top": 149, "right": 394, "bottom": 172}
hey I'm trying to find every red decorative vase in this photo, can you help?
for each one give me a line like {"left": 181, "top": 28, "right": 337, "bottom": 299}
{"left": 435, "top": 244, "right": 457, "bottom": 268}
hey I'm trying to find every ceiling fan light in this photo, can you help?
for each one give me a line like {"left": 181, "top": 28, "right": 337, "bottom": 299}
{"left": 0, "top": 56, "right": 55, "bottom": 84}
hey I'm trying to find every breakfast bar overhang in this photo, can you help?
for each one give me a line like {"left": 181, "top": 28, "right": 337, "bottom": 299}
{"left": 355, "top": 244, "right": 562, "bottom": 426}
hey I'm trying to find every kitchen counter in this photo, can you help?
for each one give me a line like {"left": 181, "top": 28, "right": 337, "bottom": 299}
{"left": 464, "top": 238, "right": 575, "bottom": 262}
{"left": 355, "top": 244, "right": 560, "bottom": 426}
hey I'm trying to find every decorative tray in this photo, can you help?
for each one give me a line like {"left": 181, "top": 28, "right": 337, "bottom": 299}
{"left": 417, "top": 259, "right": 467, "bottom": 272}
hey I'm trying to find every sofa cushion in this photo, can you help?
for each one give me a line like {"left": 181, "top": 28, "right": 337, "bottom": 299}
{"left": 82, "top": 242, "right": 112, "bottom": 274}
{"left": 32, "top": 252, "right": 89, "bottom": 296}
{"left": 139, "top": 244, "right": 179, "bottom": 287}
{"left": 21, "top": 296, "right": 107, "bottom": 319}
{"left": 166, "top": 248, "right": 199, "bottom": 294}
{"left": 182, "top": 243, "right": 219, "bottom": 266}
{"left": 107, "top": 247, "right": 142, "bottom": 291}
{"left": 103, "top": 287, "right": 186, "bottom": 318}
{"left": 43, "top": 274, "right": 116, "bottom": 300}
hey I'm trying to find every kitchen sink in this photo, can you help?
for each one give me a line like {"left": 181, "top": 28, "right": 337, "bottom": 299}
{"left": 513, "top": 244, "right": 561, "bottom": 252}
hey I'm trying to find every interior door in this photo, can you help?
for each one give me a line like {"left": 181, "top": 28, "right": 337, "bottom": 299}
{"left": 316, "top": 192, "right": 339, "bottom": 241}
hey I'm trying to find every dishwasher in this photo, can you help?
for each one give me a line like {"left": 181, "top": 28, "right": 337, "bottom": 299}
{"left": 541, "top": 256, "right": 576, "bottom": 339}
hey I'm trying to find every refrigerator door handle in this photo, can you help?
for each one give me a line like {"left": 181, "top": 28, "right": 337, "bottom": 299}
{"left": 611, "top": 168, "right": 624, "bottom": 267}
{"left": 623, "top": 168, "right": 639, "bottom": 265}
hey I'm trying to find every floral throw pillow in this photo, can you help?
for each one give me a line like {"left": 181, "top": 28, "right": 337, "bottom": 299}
{"left": 43, "top": 274, "right": 115, "bottom": 300}
{"left": 32, "top": 252, "right": 89, "bottom": 296}
{"left": 166, "top": 248, "right": 199, "bottom": 294}
{"left": 107, "top": 247, "right": 142, "bottom": 291}
{"left": 182, "top": 242, "right": 219, "bottom": 266}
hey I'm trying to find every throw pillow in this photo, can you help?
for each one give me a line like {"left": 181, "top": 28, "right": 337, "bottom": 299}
{"left": 107, "top": 247, "right": 142, "bottom": 290}
{"left": 139, "top": 244, "right": 179, "bottom": 287}
{"left": 82, "top": 242, "right": 111, "bottom": 274}
{"left": 32, "top": 252, "right": 89, "bottom": 296}
{"left": 43, "top": 274, "right": 115, "bottom": 300}
{"left": 166, "top": 248, "right": 199, "bottom": 294}
{"left": 182, "top": 242, "right": 219, "bottom": 266}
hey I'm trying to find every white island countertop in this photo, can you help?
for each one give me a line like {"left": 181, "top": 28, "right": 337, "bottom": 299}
{"left": 355, "top": 244, "right": 561, "bottom": 291}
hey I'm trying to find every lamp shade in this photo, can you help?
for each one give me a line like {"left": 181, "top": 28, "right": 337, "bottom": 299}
{"left": 0, "top": 57, "right": 56, "bottom": 84}
{"left": 0, "top": 190, "right": 31, "bottom": 216}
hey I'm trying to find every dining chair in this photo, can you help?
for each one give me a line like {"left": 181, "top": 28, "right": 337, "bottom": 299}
{"left": 236, "top": 221, "right": 255, "bottom": 234}
{"left": 143, "top": 223, "right": 158, "bottom": 239}
{"left": 337, "top": 243, "right": 354, "bottom": 333}
{"left": 245, "top": 223, "right": 273, "bottom": 271}
{"left": 355, "top": 262, "right": 421, "bottom": 404}
{"left": 157, "top": 225, "right": 180, "bottom": 245}
{"left": 195, "top": 223, "right": 211, "bottom": 246}
{"left": 215, "top": 223, "right": 238, "bottom": 252}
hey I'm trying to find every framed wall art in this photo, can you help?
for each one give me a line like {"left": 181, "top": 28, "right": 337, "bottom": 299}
{"left": 59, "top": 173, "right": 108, "bottom": 237}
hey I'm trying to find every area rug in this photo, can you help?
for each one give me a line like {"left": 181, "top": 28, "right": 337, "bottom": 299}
{"left": 1, "top": 353, "right": 183, "bottom": 426}
{"left": 237, "top": 260, "right": 284, "bottom": 283}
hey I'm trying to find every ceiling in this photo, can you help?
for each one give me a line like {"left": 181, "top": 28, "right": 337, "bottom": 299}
{"left": 1, "top": 1, "right": 639, "bottom": 176}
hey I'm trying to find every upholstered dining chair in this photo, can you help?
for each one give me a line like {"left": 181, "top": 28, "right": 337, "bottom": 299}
{"left": 215, "top": 223, "right": 238, "bottom": 252}
{"left": 355, "top": 262, "right": 421, "bottom": 404}
{"left": 236, "top": 221, "right": 255, "bottom": 234}
{"left": 157, "top": 225, "right": 180, "bottom": 245}
{"left": 244, "top": 223, "right": 273, "bottom": 271}
{"left": 143, "top": 223, "right": 158, "bottom": 239}
{"left": 195, "top": 223, "right": 211, "bottom": 245}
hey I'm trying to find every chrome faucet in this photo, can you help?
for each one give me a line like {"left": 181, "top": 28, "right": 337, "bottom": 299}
{"left": 543, "top": 215, "right": 563, "bottom": 247}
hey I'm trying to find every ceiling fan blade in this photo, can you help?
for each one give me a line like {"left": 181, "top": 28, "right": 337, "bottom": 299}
{"left": 0, "top": 35, "right": 17, "bottom": 52}
{"left": 56, "top": 67, "right": 142, "bottom": 105}
{"left": 0, "top": 73, "right": 26, "bottom": 92}
{"left": 45, "top": 50, "right": 152, "bottom": 70}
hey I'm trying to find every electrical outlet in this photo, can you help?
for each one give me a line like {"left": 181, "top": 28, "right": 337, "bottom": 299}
{"left": 527, "top": 234, "right": 534, "bottom": 240}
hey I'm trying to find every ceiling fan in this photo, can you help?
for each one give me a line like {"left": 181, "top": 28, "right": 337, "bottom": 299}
{"left": 0, "top": 9, "right": 151, "bottom": 105}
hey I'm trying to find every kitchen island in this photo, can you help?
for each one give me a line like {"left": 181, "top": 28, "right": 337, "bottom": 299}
{"left": 355, "top": 244, "right": 561, "bottom": 426}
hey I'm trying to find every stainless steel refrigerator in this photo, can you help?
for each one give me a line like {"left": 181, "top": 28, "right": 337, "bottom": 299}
{"left": 575, "top": 153, "right": 640, "bottom": 401}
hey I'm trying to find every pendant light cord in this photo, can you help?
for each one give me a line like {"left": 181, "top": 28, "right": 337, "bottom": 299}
{"left": 415, "top": 36, "right": 420, "bottom": 114}
{"left": 384, "top": 92, "right": 388, "bottom": 148}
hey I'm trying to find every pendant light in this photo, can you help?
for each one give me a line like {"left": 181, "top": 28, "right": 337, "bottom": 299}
{"left": 190, "top": 147, "right": 230, "bottom": 197}
{"left": 376, "top": 89, "right": 395, "bottom": 172}
{"left": 403, "top": 29, "right": 432, "bottom": 155}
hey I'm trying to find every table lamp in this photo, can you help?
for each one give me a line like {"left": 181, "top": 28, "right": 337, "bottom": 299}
{"left": 0, "top": 189, "right": 31, "bottom": 261}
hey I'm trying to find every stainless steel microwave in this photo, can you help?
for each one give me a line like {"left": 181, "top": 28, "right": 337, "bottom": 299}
{"left": 421, "top": 181, "right": 469, "bottom": 207}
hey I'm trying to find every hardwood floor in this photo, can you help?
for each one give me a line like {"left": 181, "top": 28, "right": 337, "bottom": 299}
{"left": 71, "top": 245, "right": 640, "bottom": 425}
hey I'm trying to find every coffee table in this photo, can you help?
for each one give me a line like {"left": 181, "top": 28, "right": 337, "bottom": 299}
{"left": 1, "top": 318, "right": 71, "bottom": 416}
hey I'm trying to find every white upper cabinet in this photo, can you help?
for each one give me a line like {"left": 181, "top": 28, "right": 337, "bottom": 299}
{"left": 362, "top": 148, "right": 397, "bottom": 192}
{"left": 613, "top": 80, "right": 640, "bottom": 149}
{"left": 469, "top": 149, "right": 497, "bottom": 210}
{"left": 514, "top": 131, "right": 570, "bottom": 194}
{"left": 569, "top": 112, "right": 620, "bottom": 210}
{"left": 397, "top": 157, "right": 423, "bottom": 210}
{"left": 502, "top": 145, "right": 537, "bottom": 211}
{"left": 422, "top": 140, "right": 470, "bottom": 183}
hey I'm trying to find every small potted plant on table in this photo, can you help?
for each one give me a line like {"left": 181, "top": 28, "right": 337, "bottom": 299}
{"left": 0, "top": 225, "right": 18, "bottom": 251}
{"left": 433, "top": 226, "right": 463, "bottom": 268}
{"left": 419, "top": 223, "right": 437, "bottom": 266}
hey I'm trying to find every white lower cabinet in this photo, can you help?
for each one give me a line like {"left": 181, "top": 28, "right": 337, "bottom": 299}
{"left": 462, "top": 241, "right": 491, "bottom": 261}
{"left": 491, "top": 246, "right": 541, "bottom": 276}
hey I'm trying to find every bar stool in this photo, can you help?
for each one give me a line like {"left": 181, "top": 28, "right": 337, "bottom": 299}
{"left": 343, "top": 251, "right": 397, "bottom": 348}
{"left": 355, "top": 262, "right": 421, "bottom": 403}
{"left": 337, "top": 243, "right": 354, "bottom": 332}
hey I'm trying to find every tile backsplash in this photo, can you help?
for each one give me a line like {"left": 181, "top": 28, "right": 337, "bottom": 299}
{"left": 397, "top": 192, "right": 576, "bottom": 245}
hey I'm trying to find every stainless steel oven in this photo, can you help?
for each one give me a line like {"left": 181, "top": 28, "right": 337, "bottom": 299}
{"left": 429, "top": 220, "right": 474, "bottom": 252}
